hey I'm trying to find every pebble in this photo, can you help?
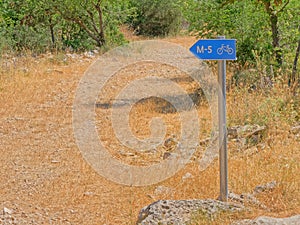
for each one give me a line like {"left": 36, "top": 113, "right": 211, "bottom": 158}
{"left": 182, "top": 172, "right": 193, "bottom": 181}
{"left": 154, "top": 186, "right": 173, "bottom": 196}
{"left": 84, "top": 191, "right": 94, "bottom": 196}
{"left": 3, "top": 207, "right": 12, "bottom": 215}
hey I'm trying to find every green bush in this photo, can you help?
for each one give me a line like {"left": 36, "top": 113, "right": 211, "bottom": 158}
{"left": 129, "top": 0, "right": 183, "bottom": 36}
{"left": 0, "top": 24, "right": 51, "bottom": 53}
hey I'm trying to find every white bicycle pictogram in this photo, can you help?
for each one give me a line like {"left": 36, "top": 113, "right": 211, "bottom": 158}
{"left": 217, "top": 44, "right": 234, "bottom": 55}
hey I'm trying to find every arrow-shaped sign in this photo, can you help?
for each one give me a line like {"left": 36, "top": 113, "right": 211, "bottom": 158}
{"left": 190, "top": 39, "right": 237, "bottom": 60}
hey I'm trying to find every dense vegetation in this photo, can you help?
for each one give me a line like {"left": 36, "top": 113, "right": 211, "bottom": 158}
{"left": 0, "top": 0, "right": 299, "bottom": 85}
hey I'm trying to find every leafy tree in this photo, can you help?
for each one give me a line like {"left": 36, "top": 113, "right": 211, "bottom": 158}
{"left": 279, "top": 0, "right": 300, "bottom": 85}
{"left": 186, "top": 0, "right": 299, "bottom": 71}
{"left": 291, "top": 25, "right": 300, "bottom": 85}
{"left": 255, "top": 0, "right": 291, "bottom": 66}
{"left": 51, "top": 0, "right": 105, "bottom": 47}
{"left": 0, "top": 0, "right": 133, "bottom": 52}
{"left": 220, "top": 0, "right": 297, "bottom": 68}
{"left": 184, "top": 0, "right": 271, "bottom": 65}
{"left": 50, "top": 0, "right": 132, "bottom": 47}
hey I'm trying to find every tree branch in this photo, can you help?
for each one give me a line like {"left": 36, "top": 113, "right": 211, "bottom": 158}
{"left": 277, "top": 0, "right": 290, "bottom": 14}
{"left": 86, "top": 9, "right": 100, "bottom": 35}
{"left": 52, "top": 2, "right": 105, "bottom": 47}
{"left": 73, "top": 18, "right": 100, "bottom": 42}
{"left": 291, "top": 25, "right": 300, "bottom": 84}
{"left": 93, "top": 1, "right": 105, "bottom": 44}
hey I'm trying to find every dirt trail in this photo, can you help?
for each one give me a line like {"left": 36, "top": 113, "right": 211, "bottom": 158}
{"left": 1, "top": 62, "right": 135, "bottom": 224}
{"left": 1, "top": 35, "right": 299, "bottom": 224}
{"left": 0, "top": 37, "right": 213, "bottom": 224}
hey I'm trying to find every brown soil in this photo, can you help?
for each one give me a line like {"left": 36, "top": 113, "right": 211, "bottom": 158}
{"left": 0, "top": 34, "right": 299, "bottom": 224}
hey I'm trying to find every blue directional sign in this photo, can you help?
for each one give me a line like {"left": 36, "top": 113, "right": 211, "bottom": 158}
{"left": 190, "top": 39, "right": 236, "bottom": 60}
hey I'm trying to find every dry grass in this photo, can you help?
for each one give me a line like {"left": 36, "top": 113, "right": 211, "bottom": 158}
{"left": 188, "top": 74, "right": 300, "bottom": 224}
{"left": 0, "top": 36, "right": 299, "bottom": 225}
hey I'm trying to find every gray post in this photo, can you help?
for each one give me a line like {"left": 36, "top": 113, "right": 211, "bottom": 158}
{"left": 218, "top": 36, "right": 228, "bottom": 201}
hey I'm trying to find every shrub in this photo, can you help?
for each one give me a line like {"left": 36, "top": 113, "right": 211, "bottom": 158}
{"left": 129, "top": 0, "right": 183, "bottom": 36}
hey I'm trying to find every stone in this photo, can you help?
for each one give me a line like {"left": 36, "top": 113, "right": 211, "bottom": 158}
{"left": 253, "top": 181, "right": 277, "bottom": 194}
{"left": 229, "top": 125, "right": 266, "bottom": 147}
{"left": 231, "top": 215, "right": 300, "bottom": 225}
{"left": 228, "top": 192, "right": 267, "bottom": 209}
{"left": 153, "top": 186, "right": 173, "bottom": 196}
{"left": 291, "top": 125, "right": 300, "bottom": 135}
{"left": 84, "top": 191, "right": 94, "bottom": 196}
{"left": 182, "top": 172, "right": 193, "bottom": 181}
{"left": 162, "top": 152, "right": 172, "bottom": 160}
{"left": 137, "top": 199, "right": 243, "bottom": 225}
{"left": 163, "top": 137, "right": 178, "bottom": 149}
{"left": 3, "top": 207, "right": 12, "bottom": 215}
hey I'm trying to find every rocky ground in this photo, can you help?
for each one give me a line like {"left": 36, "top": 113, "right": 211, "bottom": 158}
{"left": 137, "top": 181, "right": 300, "bottom": 224}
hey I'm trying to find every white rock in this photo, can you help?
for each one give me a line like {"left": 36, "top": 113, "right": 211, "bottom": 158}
{"left": 182, "top": 172, "right": 193, "bottom": 181}
{"left": 291, "top": 125, "right": 300, "bottom": 134}
{"left": 154, "top": 186, "right": 173, "bottom": 196}
{"left": 137, "top": 199, "right": 243, "bottom": 225}
{"left": 84, "top": 191, "right": 94, "bottom": 196}
{"left": 232, "top": 215, "right": 300, "bottom": 225}
{"left": 3, "top": 207, "right": 12, "bottom": 214}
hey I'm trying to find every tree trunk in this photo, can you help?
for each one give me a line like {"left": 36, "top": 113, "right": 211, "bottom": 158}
{"left": 264, "top": 2, "right": 282, "bottom": 66}
{"left": 94, "top": 1, "right": 105, "bottom": 47}
{"left": 270, "top": 14, "right": 282, "bottom": 66}
{"left": 49, "top": 21, "right": 55, "bottom": 47}
{"left": 74, "top": 18, "right": 105, "bottom": 47}
{"left": 53, "top": 3, "right": 106, "bottom": 48}
{"left": 291, "top": 35, "right": 300, "bottom": 85}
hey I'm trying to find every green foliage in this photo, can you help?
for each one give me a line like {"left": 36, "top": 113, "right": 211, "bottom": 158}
{"left": 0, "top": 0, "right": 299, "bottom": 81}
{"left": 185, "top": 0, "right": 271, "bottom": 65}
{"left": 279, "top": 1, "right": 300, "bottom": 62}
{"left": 60, "top": 22, "right": 95, "bottom": 51}
{"left": 185, "top": 0, "right": 300, "bottom": 85}
{"left": 0, "top": 0, "right": 55, "bottom": 53}
{"left": 102, "top": 0, "right": 131, "bottom": 47}
{"left": 0, "top": 0, "right": 132, "bottom": 53}
{"left": 129, "top": 0, "right": 183, "bottom": 36}
{"left": 47, "top": 0, "right": 132, "bottom": 48}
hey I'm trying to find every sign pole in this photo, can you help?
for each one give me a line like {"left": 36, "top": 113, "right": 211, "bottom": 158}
{"left": 217, "top": 36, "right": 228, "bottom": 201}
{"left": 189, "top": 36, "right": 236, "bottom": 202}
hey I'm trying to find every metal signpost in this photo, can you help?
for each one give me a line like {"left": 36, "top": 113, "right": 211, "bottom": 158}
{"left": 190, "top": 36, "right": 236, "bottom": 201}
